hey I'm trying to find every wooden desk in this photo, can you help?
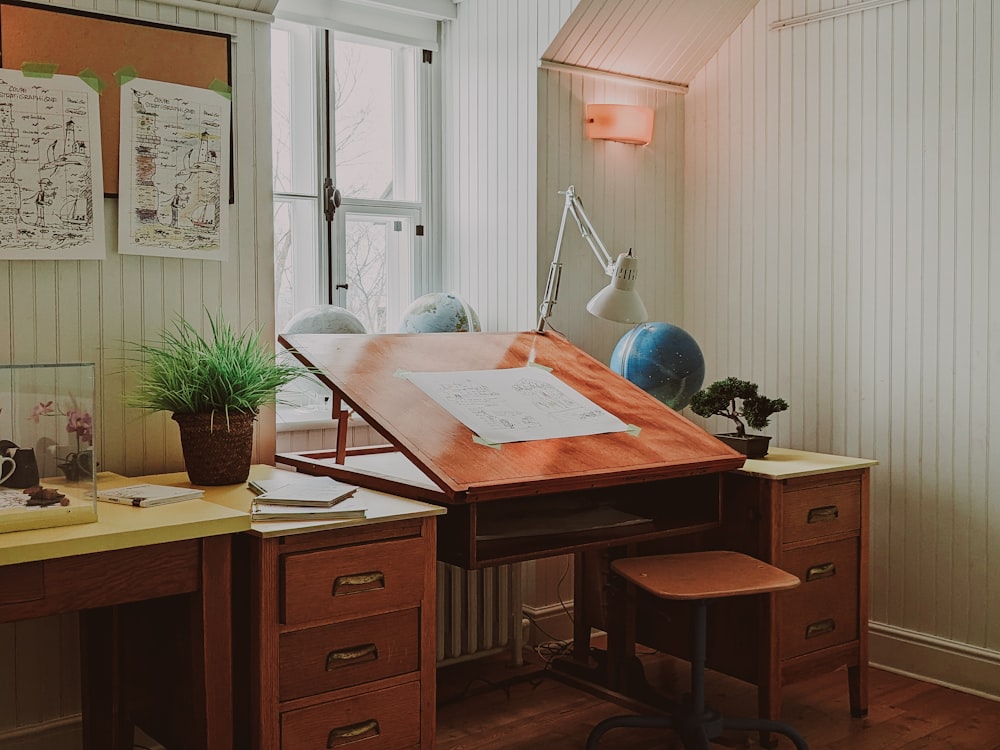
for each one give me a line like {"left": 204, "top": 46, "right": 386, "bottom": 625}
{"left": 277, "top": 331, "right": 745, "bottom": 569}
{"left": 595, "top": 448, "right": 878, "bottom": 729}
{"left": 0, "top": 471, "right": 249, "bottom": 750}
{"left": 173, "top": 464, "right": 445, "bottom": 750}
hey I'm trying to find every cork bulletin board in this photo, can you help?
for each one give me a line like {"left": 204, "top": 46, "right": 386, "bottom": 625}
{"left": 0, "top": 0, "right": 231, "bottom": 197}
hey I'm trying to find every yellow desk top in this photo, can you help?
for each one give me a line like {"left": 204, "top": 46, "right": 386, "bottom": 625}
{"left": 0, "top": 472, "right": 249, "bottom": 567}
{"left": 736, "top": 447, "right": 878, "bottom": 480}
{"left": 143, "top": 464, "right": 446, "bottom": 540}
{"left": 0, "top": 464, "right": 444, "bottom": 564}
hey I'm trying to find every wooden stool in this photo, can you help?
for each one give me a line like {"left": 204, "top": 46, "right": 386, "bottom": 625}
{"left": 587, "top": 551, "right": 809, "bottom": 750}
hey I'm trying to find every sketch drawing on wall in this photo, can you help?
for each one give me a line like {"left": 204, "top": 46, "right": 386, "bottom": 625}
{"left": 0, "top": 70, "right": 105, "bottom": 261}
{"left": 118, "top": 78, "right": 230, "bottom": 261}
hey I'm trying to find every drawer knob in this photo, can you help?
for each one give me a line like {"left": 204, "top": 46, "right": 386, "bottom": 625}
{"left": 327, "top": 718, "right": 380, "bottom": 747}
{"left": 325, "top": 643, "right": 379, "bottom": 670}
{"left": 807, "top": 505, "right": 839, "bottom": 524}
{"left": 805, "top": 618, "right": 836, "bottom": 639}
{"left": 805, "top": 562, "right": 837, "bottom": 582}
{"left": 332, "top": 571, "right": 385, "bottom": 597}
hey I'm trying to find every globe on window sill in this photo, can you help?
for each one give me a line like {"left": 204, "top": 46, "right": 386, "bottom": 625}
{"left": 398, "top": 292, "right": 482, "bottom": 333}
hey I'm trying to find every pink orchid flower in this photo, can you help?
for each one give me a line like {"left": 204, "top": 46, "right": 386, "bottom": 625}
{"left": 29, "top": 401, "right": 54, "bottom": 423}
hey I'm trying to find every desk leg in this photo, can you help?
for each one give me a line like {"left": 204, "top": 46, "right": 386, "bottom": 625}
{"left": 80, "top": 607, "right": 132, "bottom": 750}
{"left": 193, "top": 534, "right": 234, "bottom": 750}
{"left": 572, "top": 552, "right": 592, "bottom": 662}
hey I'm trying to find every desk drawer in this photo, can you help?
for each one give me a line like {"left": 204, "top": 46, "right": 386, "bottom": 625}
{"left": 782, "top": 480, "right": 861, "bottom": 543}
{"left": 778, "top": 538, "right": 859, "bottom": 659}
{"left": 281, "top": 680, "right": 420, "bottom": 750}
{"left": 279, "top": 608, "right": 419, "bottom": 701}
{"left": 282, "top": 536, "right": 425, "bottom": 625}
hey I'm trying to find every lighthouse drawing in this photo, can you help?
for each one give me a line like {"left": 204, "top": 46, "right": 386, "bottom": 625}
{"left": 118, "top": 77, "right": 230, "bottom": 261}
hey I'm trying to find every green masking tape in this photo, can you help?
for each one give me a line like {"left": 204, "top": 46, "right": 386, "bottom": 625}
{"left": 626, "top": 424, "right": 641, "bottom": 437}
{"left": 393, "top": 368, "right": 412, "bottom": 379}
{"left": 473, "top": 435, "right": 502, "bottom": 450}
{"left": 114, "top": 65, "right": 139, "bottom": 87}
{"left": 21, "top": 62, "right": 58, "bottom": 78}
{"left": 77, "top": 68, "right": 106, "bottom": 94}
{"left": 526, "top": 361, "right": 553, "bottom": 372}
{"left": 208, "top": 79, "right": 232, "bottom": 100}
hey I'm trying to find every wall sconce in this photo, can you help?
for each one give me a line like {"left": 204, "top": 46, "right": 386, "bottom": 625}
{"left": 585, "top": 103, "right": 654, "bottom": 145}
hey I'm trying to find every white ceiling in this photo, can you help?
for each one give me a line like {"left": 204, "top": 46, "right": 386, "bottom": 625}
{"left": 543, "top": 0, "right": 760, "bottom": 87}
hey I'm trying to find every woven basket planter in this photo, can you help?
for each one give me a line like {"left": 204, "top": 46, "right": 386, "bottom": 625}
{"left": 172, "top": 411, "right": 256, "bottom": 485}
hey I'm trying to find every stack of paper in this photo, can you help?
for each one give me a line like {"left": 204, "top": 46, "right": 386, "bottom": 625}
{"left": 248, "top": 474, "right": 365, "bottom": 521}
{"left": 96, "top": 483, "right": 204, "bottom": 508}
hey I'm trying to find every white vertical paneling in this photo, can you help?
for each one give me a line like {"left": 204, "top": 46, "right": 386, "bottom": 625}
{"left": 684, "top": 0, "right": 1000, "bottom": 670}
{"left": 536, "top": 70, "right": 685, "bottom": 362}
{"left": 0, "top": 0, "right": 275, "bottom": 741}
{"left": 440, "top": 0, "right": 578, "bottom": 332}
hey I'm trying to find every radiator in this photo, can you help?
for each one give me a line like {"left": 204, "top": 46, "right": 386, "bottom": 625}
{"left": 437, "top": 562, "right": 524, "bottom": 666}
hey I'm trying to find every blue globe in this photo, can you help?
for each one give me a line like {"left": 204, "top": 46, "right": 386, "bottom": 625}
{"left": 398, "top": 292, "right": 482, "bottom": 333}
{"left": 610, "top": 322, "right": 705, "bottom": 410}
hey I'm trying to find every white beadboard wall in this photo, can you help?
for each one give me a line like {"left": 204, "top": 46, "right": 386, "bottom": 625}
{"left": 684, "top": 0, "right": 1000, "bottom": 693}
{"left": 439, "top": 0, "right": 578, "bottom": 333}
{"left": 0, "top": 0, "right": 276, "bottom": 743}
{"left": 537, "top": 70, "right": 686, "bottom": 361}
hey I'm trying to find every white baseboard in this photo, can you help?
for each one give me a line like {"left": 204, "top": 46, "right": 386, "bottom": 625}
{"left": 0, "top": 716, "right": 80, "bottom": 750}
{"left": 523, "top": 601, "right": 575, "bottom": 645}
{"left": 869, "top": 622, "right": 1000, "bottom": 701}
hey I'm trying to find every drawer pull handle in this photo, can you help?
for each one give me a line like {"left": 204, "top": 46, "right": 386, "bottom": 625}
{"left": 807, "top": 505, "right": 839, "bottom": 523}
{"left": 805, "top": 618, "right": 836, "bottom": 639}
{"left": 806, "top": 562, "right": 837, "bottom": 582}
{"left": 327, "top": 719, "right": 380, "bottom": 747}
{"left": 332, "top": 571, "right": 385, "bottom": 596}
{"left": 325, "top": 643, "right": 379, "bottom": 670}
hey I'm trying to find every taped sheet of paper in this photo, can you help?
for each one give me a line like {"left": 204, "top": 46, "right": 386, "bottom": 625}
{"left": 404, "top": 367, "right": 629, "bottom": 445}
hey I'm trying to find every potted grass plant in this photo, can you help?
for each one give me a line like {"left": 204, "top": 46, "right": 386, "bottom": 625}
{"left": 125, "top": 311, "right": 302, "bottom": 485}
{"left": 689, "top": 377, "right": 788, "bottom": 459}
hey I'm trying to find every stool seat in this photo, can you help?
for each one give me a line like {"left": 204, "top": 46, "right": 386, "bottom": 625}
{"left": 588, "top": 551, "right": 810, "bottom": 749}
{"left": 611, "top": 550, "right": 801, "bottom": 600}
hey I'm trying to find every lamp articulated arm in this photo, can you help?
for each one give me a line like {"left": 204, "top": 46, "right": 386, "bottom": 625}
{"left": 536, "top": 185, "right": 646, "bottom": 333}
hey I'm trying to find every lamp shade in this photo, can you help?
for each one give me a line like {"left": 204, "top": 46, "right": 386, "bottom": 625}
{"left": 585, "top": 103, "right": 654, "bottom": 145}
{"left": 586, "top": 251, "right": 648, "bottom": 324}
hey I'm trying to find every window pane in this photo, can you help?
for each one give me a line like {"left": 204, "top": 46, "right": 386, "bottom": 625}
{"left": 274, "top": 197, "right": 321, "bottom": 334}
{"left": 345, "top": 214, "right": 412, "bottom": 333}
{"left": 333, "top": 40, "right": 418, "bottom": 201}
{"left": 272, "top": 24, "right": 318, "bottom": 194}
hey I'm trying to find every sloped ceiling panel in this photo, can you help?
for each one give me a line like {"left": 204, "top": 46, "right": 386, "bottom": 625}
{"left": 543, "top": 0, "right": 760, "bottom": 86}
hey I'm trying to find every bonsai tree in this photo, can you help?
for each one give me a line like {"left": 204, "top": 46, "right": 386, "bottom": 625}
{"left": 689, "top": 377, "right": 788, "bottom": 437}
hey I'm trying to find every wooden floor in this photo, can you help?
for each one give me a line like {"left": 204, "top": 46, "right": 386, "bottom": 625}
{"left": 436, "top": 648, "right": 1000, "bottom": 749}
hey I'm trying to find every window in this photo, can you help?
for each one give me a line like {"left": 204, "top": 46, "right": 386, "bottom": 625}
{"left": 271, "top": 20, "right": 435, "bottom": 336}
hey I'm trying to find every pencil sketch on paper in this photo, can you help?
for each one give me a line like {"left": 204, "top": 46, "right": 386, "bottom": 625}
{"left": 404, "top": 367, "right": 630, "bottom": 444}
{"left": 0, "top": 70, "right": 105, "bottom": 261}
{"left": 118, "top": 78, "right": 230, "bottom": 261}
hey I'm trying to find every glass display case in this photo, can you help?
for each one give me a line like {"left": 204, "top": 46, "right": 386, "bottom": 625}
{"left": 0, "top": 363, "right": 98, "bottom": 532}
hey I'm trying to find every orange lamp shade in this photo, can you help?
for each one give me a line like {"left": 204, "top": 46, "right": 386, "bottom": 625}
{"left": 585, "top": 103, "right": 654, "bottom": 145}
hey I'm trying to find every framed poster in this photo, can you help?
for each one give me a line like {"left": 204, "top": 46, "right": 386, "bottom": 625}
{"left": 0, "top": 0, "right": 230, "bottom": 198}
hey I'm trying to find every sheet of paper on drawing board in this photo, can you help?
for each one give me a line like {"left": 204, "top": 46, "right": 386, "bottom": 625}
{"left": 404, "top": 367, "right": 629, "bottom": 444}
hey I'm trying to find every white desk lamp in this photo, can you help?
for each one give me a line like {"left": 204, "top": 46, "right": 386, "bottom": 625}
{"left": 536, "top": 185, "right": 648, "bottom": 334}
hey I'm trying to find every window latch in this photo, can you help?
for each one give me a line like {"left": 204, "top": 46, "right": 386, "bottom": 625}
{"left": 323, "top": 178, "right": 342, "bottom": 222}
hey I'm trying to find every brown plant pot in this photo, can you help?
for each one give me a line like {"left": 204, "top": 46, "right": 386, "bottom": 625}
{"left": 716, "top": 432, "right": 771, "bottom": 459}
{"left": 172, "top": 411, "right": 256, "bottom": 485}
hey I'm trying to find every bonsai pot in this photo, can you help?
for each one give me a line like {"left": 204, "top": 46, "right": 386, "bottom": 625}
{"left": 173, "top": 411, "right": 256, "bottom": 485}
{"left": 716, "top": 432, "right": 771, "bottom": 459}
